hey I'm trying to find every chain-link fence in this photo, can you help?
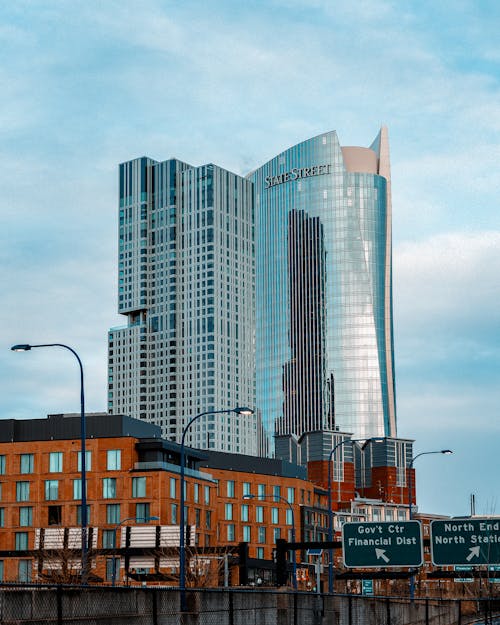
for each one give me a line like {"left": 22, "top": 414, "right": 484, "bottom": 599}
{"left": 0, "top": 584, "right": 497, "bottom": 625}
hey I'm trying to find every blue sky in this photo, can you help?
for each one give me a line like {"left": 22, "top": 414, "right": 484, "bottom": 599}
{"left": 1, "top": 0, "right": 499, "bottom": 517}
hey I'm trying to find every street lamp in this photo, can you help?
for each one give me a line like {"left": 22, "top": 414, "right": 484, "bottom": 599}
{"left": 408, "top": 448, "right": 453, "bottom": 599}
{"left": 111, "top": 515, "right": 159, "bottom": 586}
{"left": 11, "top": 343, "right": 89, "bottom": 583}
{"left": 243, "top": 492, "right": 297, "bottom": 590}
{"left": 179, "top": 406, "right": 253, "bottom": 611}
{"left": 327, "top": 436, "right": 385, "bottom": 594}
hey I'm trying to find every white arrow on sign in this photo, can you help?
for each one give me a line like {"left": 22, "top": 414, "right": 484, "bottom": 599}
{"left": 375, "top": 548, "right": 390, "bottom": 563}
{"left": 466, "top": 546, "right": 480, "bottom": 562}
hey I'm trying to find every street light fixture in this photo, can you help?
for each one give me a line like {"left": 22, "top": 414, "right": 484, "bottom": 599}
{"left": 111, "top": 515, "right": 160, "bottom": 586}
{"left": 11, "top": 342, "right": 89, "bottom": 583}
{"left": 327, "top": 436, "right": 385, "bottom": 594}
{"left": 243, "top": 492, "right": 297, "bottom": 590}
{"left": 179, "top": 406, "right": 253, "bottom": 611}
{"left": 408, "top": 448, "right": 453, "bottom": 599}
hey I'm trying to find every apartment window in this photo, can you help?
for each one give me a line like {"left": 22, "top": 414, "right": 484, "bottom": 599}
{"left": 16, "top": 481, "right": 30, "bottom": 502}
{"left": 107, "top": 450, "right": 121, "bottom": 470}
{"left": 273, "top": 485, "right": 281, "bottom": 502}
{"left": 193, "top": 483, "right": 200, "bottom": 503}
{"left": 0, "top": 508, "right": 4, "bottom": 528}
{"left": 106, "top": 558, "right": 119, "bottom": 582}
{"left": 107, "top": 504, "right": 120, "bottom": 524}
{"left": 386, "top": 509, "right": 394, "bottom": 521}
{"left": 73, "top": 479, "right": 88, "bottom": 500}
{"left": 20, "top": 454, "right": 34, "bottom": 474}
{"left": 102, "top": 529, "right": 116, "bottom": 548}
{"left": 286, "top": 509, "right": 293, "bottom": 525}
{"left": 0, "top": 456, "right": 6, "bottom": 475}
{"left": 18, "top": 560, "right": 31, "bottom": 583}
{"left": 274, "top": 527, "right": 281, "bottom": 541}
{"left": 225, "top": 503, "right": 233, "bottom": 521}
{"left": 78, "top": 450, "right": 92, "bottom": 472}
{"left": 226, "top": 480, "right": 235, "bottom": 498}
{"left": 256, "top": 547, "right": 264, "bottom": 559}
{"left": 49, "top": 452, "right": 63, "bottom": 473}
{"left": 258, "top": 527, "right": 266, "bottom": 544}
{"left": 287, "top": 487, "right": 295, "bottom": 503}
{"left": 205, "top": 510, "right": 211, "bottom": 529}
{"left": 45, "top": 480, "right": 59, "bottom": 501}
{"left": 204, "top": 485, "right": 210, "bottom": 504}
{"left": 242, "top": 525, "right": 251, "bottom": 542}
{"left": 0, "top": 560, "right": 3, "bottom": 582}
{"left": 169, "top": 478, "right": 176, "bottom": 499}
{"left": 136, "top": 502, "right": 150, "bottom": 520}
{"left": 48, "top": 505, "right": 62, "bottom": 525}
{"left": 171, "top": 503, "right": 178, "bottom": 524}
{"left": 256, "top": 506, "right": 264, "bottom": 523}
{"left": 241, "top": 504, "right": 249, "bottom": 522}
{"left": 15, "top": 532, "right": 29, "bottom": 550}
{"left": 242, "top": 482, "right": 251, "bottom": 497}
{"left": 195, "top": 508, "right": 201, "bottom": 526}
{"left": 227, "top": 524, "right": 235, "bottom": 542}
{"left": 103, "top": 478, "right": 117, "bottom": 499}
{"left": 132, "top": 477, "right": 146, "bottom": 498}
{"left": 271, "top": 507, "right": 279, "bottom": 524}
{"left": 76, "top": 505, "right": 91, "bottom": 525}
{"left": 19, "top": 507, "right": 32, "bottom": 527}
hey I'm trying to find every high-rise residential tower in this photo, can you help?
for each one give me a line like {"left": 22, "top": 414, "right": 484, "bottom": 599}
{"left": 108, "top": 157, "right": 257, "bottom": 455}
{"left": 249, "top": 127, "right": 396, "bottom": 453}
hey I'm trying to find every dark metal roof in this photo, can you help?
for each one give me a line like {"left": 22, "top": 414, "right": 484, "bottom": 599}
{"left": 197, "top": 450, "right": 307, "bottom": 480}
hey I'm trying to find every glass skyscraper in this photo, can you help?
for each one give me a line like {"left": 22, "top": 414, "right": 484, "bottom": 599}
{"left": 108, "top": 157, "right": 257, "bottom": 455}
{"left": 108, "top": 126, "right": 397, "bottom": 458}
{"left": 249, "top": 127, "right": 396, "bottom": 453}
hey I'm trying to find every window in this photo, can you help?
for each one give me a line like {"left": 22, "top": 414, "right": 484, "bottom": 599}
{"left": 73, "top": 479, "right": 88, "bottom": 500}
{"left": 286, "top": 509, "right": 293, "bottom": 526}
{"left": 49, "top": 452, "right": 63, "bottom": 473}
{"left": 258, "top": 484, "right": 266, "bottom": 500}
{"left": 273, "top": 485, "right": 281, "bottom": 502}
{"left": 195, "top": 508, "right": 201, "bottom": 526}
{"left": 20, "top": 454, "right": 34, "bottom": 474}
{"left": 15, "top": 532, "right": 29, "bottom": 550}
{"left": 386, "top": 508, "right": 394, "bottom": 521}
{"left": 241, "top": 504, "right": 249, "bottom": 522}
{"left": 102, "top": 529, "right": 115, "bottom": 548}
{"left": 242, "top": 482, "right": 251, "bottom": 497}
{"left": 136, "top": 502, "right": 150, "bottom": 520}
{"left": 271, "top": 508, "right": 279, "bottom": 524}
{"left": 0, "top": 560, "right": 3, "bottom": 582}
{"left": 16, "top": 481, "right": 30, "bottom": 502}
{"left": 48, "top": 505, "right": 62, "bottom": 525}
{"left": 107, "top": 449, "right": 121, "bottom": 470}
{"left": 227, "top": 480, "right": 235, "bottom": 498}
{"left": 225, "top": 503, "right": 233, "bottom": 520}
{"left": 205, "top": 510, "right": 211, "bottom": 529}
{"left": 256, "top": 547, "right": 264, "bottom": 559}
{"left": 171, "top": 503, "right": 178, "bottom": 524}
{"left": 204, "top": 485, "right": 210, "bottom": 504}
{"left": 169, "top": 478, "right": 176, "bottom": 499}
{"left": 106, "top": 558, "right": 119, "bottom": 582}
{"left": 273, "top": 527, "right": 281, "bottom": 541}
{"left": 242, "top": 525, "right": 251, "bottom": 542}
{"left": 18, "top": 560, "right": 31, "bottom": 583}
{"left": 227, "top": 524, "right": 235, "bottom": 541}
{"left": 0, "top": 508, "right": 4, "bottom": 527}
{"left": 258, "top": 527, "right": 266, "bottom": 543}
{"left": 78, "top": 450, "right": 92, "bottom": 472}
{"left": 45, "top": 480, "right": 59, "bottom": 501}
{"left": 132, "top": 477, "right": 146, "bottom": 498}
{"left": 193, "top": 483, "right": 200, "bottom": 503}
{"left": 103, "top": 478, "right": 117, "bottom": 499}
{"left": 107, "top": 504, "right": 120, "bottom": 524}
{"left": 0, "top": 456, "right": 5, "bottom": 474}
{"left": 76, "top": 505, "right": 91, "bottom": 525}
{"left": 19, "top": 507, "right": 32, "bottom": 527}
{"left": 256, "top": 506, "right": 264, "bottom": 523}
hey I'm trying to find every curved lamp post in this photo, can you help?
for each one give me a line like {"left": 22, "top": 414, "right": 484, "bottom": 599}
{"left": 327, "top": 437, "right": 385, "bottom": 594}
{"left": 179, "top": 406, "right": 253, "bottom": 611}
{"left": 408, "top": 448, "right": 453, "bottom": 599}
{"left": 111, "top": 515, "right": 159, "bottom": 586}
{"left": 243, "top": 492, "right": 297, "bottom": 590}
{"left": 11, "top": 343, "right": 89, "bottom": 583}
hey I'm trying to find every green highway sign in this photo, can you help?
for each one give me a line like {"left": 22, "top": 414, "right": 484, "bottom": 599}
{"left": 431, "top": 519, "right": 500, "bottom": 566}
{"left": 342, "top": 521, "right": 423, "bottom": 568}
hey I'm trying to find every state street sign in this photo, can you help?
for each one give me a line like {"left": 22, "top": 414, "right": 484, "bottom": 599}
{"left": 342, "top": 521, "right": 423, "bottom": 568}
{"left": 430, "top": 519, "right": 500, "bottom": 566}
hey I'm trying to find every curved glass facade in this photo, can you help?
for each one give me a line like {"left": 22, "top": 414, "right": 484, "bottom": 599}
{"left": 250, "top": 129, "right": 396, "bottom": 453}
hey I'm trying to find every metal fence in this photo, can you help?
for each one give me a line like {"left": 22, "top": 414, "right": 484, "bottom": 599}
{"left": 0, "top": 584, "right": 497, "bottom": 625}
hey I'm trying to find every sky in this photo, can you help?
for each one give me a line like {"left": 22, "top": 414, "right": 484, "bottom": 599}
{"left": 1, "top": 0, "right": 499, "bottom": 518}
